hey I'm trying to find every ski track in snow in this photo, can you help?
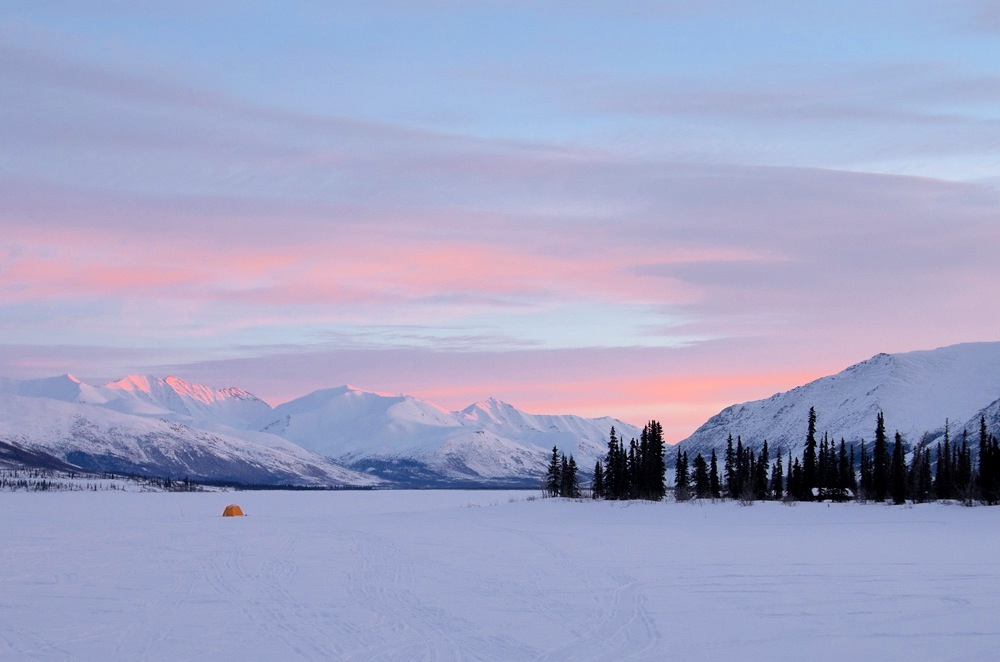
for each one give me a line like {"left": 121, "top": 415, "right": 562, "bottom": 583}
{"left": 3, "top": 491, "right": 1000, "bottom": 660}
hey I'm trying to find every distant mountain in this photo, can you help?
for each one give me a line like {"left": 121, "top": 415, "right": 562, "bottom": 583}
{"left": 266, "top": 386, "right": 642, "bottom": 487}
{"left": 677, "top": 342, "right": 1000, "bottom": 459}
{"left": 0, "top": 375, "right": 640, "bottom": 487}
{"left": 0, "top": 392, "right": 378, "bottom": 487}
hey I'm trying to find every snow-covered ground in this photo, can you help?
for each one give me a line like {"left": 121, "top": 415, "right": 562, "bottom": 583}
{"left": 2, "top": 491, "right": 999, "bottom": 660}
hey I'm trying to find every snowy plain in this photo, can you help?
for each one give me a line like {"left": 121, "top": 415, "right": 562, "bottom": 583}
{"left": 3, "top": 491, "right": 1000, "bottom": 661}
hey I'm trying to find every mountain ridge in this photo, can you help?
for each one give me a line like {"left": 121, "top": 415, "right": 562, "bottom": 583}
{"left": 0, "top": 374, "right": 641, "bottom": 487}
{"left": 677, "top": 342, "right": 1000, "bottom": 459}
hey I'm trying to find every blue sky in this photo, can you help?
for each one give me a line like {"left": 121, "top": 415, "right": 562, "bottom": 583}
{"left": 2, "top": 1, "right": 999, "bottom": 438}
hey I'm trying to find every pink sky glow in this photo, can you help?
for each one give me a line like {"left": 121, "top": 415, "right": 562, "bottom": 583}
{"left": 2, "top": 2, "right": 999, "bottom": 441}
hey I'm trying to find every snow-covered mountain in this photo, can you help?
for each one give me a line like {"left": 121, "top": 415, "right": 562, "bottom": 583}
{"left": 103, "top": 374, "right": 272, "bottom": 428}
{"left": 678, "top": 342, "right": 1000, "bottom": 458}
{"left": 0, "top": 375, "right": 379, "bottom": 486}
{"left": 266, "top": 386, "right": 641, "bottom": 486}
{"left": 0, "top": 374, "right": 639, "bottom": 487}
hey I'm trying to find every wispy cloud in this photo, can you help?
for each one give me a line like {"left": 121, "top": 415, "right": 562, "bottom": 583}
{"left": 2, "top": 3, "right": 999, "bottom": 437}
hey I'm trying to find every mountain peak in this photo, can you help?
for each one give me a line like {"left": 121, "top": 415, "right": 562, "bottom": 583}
{"left": 106, "top": 374, "right": 156, "bottom": 393}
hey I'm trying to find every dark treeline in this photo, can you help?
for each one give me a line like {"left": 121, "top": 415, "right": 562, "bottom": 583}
{"left": 544, "top": 446, "right": 581, "bottom": 498}
{"left": 669, "top": 407, "right": 1000, "bottom": 505}
{"left": 546, "top": 408, "right": 1000, "bottom": 505}
{"left": 546, "top": 421, "right": 667, "bottom": 500}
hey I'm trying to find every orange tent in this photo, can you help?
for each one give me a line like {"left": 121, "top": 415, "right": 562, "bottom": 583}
{"left": 222, "top": 504, "right": 245, "bottom": 517}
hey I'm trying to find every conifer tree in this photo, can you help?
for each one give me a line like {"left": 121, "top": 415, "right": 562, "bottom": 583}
{"left": 674, "top": 450, "right": 690, "bottom": 500}
{"left": 859, "top": 440, "right": 872, "bottom": 499}
{"left": 643, "top": 420, "right": 667, "bottom": 501}
{"left": 545, "top": 446, "right": 561, "bottom": 497}
{"left": 873, "top": 412, "right": 889, "bottom": 502}
{"left": 560, "top": 454, "right": 571, "bottom": 497}
{"left": 592, "top": 460, "right": 604, "bottom": 499}
{"left": 909, "top": 446, "right": 931, "bottom": 503}
{"left": 754, "top": 441, "right": 769, "bottom": 500}
{"left": 818, "top": 436, "right": 828, "bottom": 490}
{"left": 604, "top": 429, "right": 618, "bottom": 499}
{"left": 725, "top": 434, "right": 736, "bottom": 499}
{"left": 803, "top": 407, "right": 818, "bottom": 499}
{"left": 566, "top": 455, "right": 580, "bottom": 498}
{"left": 770, "top": 450, "right": 784, "bottom": 500}
{"left": 693, "top": 453, "right": 710, "bottom": 498}
{"left": 936, "top": 421, "right": 952, "bottom": 499}
{"left": 790, "top": 458, "right": 804, "bottom": 500}
{"left": 837, "top": 440, "right": 850, "bottom": 491}
{"left": 733, "top": 436, "right": 746, "bottom": 500}
{"left": 891, "top": 432, "right": 906, "bottom": 505}
{"left": 957, "top": 431, "right": 972, "bottom": 499}
{"left": 922, "top": 447, "right": 933, "bottom": 501}
{"left": 978, "top": 416, "right": 999, "bottom": 504}
{"left": 847, "top": 444, "right": 858, "bottom": 494}
{"left": 710, "top": 449, "right": 721, "bottom": 499}
{"left": 628, "top": 441, "right": 638, "bottom": 498}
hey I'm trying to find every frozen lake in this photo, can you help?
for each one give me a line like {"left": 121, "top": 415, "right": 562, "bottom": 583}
{"left": 2, "top": 490, "right": 1000, "bottom": 660}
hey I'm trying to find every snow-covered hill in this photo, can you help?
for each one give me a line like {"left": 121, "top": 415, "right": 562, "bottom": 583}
{"left": 266, "top": 386, "right": 642, "bottom": 486}
{"left": 0, "top": 393, "right": 377, "bottom": 487}
{"left": 678, "top": 342, "right": 1000, "bottom": 458}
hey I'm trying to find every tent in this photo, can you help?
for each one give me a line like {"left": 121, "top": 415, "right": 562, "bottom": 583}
{"left": 222, "top": 504, "right": 245, "bottom": 517}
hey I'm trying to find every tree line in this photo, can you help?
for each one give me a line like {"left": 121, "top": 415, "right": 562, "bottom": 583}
{"left": 545, "top": 421, "right": 667, "bottom": 500}
{"left": 544, "top": 409, "right": 1000, "bottom": 505}
{"left": 676, "top": 407, "right": 1000, "bottom": 505}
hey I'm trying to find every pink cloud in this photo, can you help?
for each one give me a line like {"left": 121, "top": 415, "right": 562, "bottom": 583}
{"left": 4, "top": 222, "right": 743, "bottom": 315}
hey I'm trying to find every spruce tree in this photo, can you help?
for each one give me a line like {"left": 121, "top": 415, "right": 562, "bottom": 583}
{"left": 592, "top": 460, "right": 604, "bottom": 499}
{"left": 936, "top": 421, "right": 952, "bottom": 499}
{"left": 560, "top": 454, "right": 570, "bottom": 497}
{"left": 859, "top": 440, "right": 871, "bottom": 499}
{"left": 847, "top": 444, "right": 858, "bottom": 494}
{"left": 674, "top": 450, "right": 690, "bottom": 500}
{"left": 693, "top": 453, "right": 710, "bottom": 498}
{"left": 627, "top": 440, "right": 638, "bottom": 498}
{"left": 710, "top": 449, "right": 721, "bottom": 499}
{"left": 802, "top": 407, "right": 818, "bottom": 499}
{"left": 873, "top": 412, "right": 889, "bottom": 502}
{"left": 837, "top": 440, "right": 850, "bottom": 492}
{"left": 921, "top": 448, "right": 933, "bottom": 501}
{"left": 978, "top": 416, "right": 998, "bottom": 504}
{"left": 566, "top": 455, "right": 580, "bottom": 498}
{"left": 957, "top": 431, "right": 972, "bottom": 499}
{"left": 734, "top": 436, "right": 746, "bottom": 500}
{"left": 891, "top": 432, "right": 906, "bottom": 505}
{"left": 545, "top": 446, "right": 561, "bottom": 497}
{"left": 770, "top": 451, "right": 784, "bottom": 500}
{"left": 725, "top": 434, "right": 736, "bottom": 499}
{"left": 754, "top": 441, "right": 769, "bottom": 500}
{"left": 790, "top": 458, "right": 803, "bottom": 500}
{"left": 643, "top": 420, "right": 667, "bottom": 501}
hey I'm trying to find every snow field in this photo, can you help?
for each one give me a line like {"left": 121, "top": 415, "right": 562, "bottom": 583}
{"left": 2, "top": 491, "right": 1000, "bottom": 660}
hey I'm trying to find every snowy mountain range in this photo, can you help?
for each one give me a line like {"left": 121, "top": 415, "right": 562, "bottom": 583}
{"left": 0, "top": 374, "right": 639, "bottom": 487}
{"left": 264, "top": 386, "right": 638, "bottom": 486}
{"left": 677, "top": 342, "right": 1000, "bottom": 459}
{"left": 0, "top": 375, "right": 377, "bottom": 487}
{"left": 5, "top": 341, "right": 997, "bottom": 486}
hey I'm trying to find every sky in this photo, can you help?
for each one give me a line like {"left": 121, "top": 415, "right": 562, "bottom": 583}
{"left": 2, "top": 1, "right": 999, "bottom": 441}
